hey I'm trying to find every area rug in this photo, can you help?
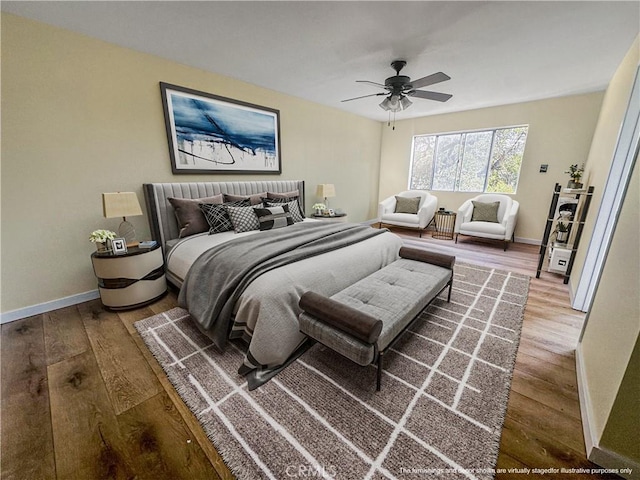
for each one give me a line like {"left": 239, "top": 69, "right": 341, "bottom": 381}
{"left": 135, "top": 263, "right": 529, "bottom": 480}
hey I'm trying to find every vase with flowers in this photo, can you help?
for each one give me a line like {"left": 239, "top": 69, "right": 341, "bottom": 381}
{"left": 90, "top": 229, "right": 116, "bottom": 253}
{"left": 312, "top": 203, "right": 326, "bottom": 216}
{"left": 565, "top": 164, "right": 584, "bottom": 189}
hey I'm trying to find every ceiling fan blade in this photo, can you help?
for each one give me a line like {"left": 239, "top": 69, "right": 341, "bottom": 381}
{"left": 341, "top": 92, "right": 387, "bottom": 103}
{"left": 355, "top": 80, "right": 387, "bottom": 89}
{"left": 410, "top": 72, "right": 451, "bottom": 89}
{"left": 409, "top": 90, "right": 453, "bottom": 102}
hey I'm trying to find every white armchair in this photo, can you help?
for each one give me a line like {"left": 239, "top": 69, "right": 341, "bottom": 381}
{"left": 454, "top": 194, "right": 519, "bottom": 250}
{"left": 377, "top": 190, "right": 438, "bottom": 237}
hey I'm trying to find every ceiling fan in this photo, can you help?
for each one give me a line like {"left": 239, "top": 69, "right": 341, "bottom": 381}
{"left": 342, "top": 60, "right": 452, "bottom": 112}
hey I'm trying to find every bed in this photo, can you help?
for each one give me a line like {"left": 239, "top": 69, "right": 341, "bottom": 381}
{"left": 144, "top": 180, "right": 402, "bottom": 388}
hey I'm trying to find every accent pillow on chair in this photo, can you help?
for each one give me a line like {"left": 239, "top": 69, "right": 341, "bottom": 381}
{"left": 471, "top": 201, "right": 500, "bottom": 223}
{"left": 394, "top": 196, "right": 421, "bottom": 214}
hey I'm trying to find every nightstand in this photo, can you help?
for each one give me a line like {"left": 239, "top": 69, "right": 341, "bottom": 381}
{"left": 311, "top": 213, "right": 348, "bottom": 223}
{"left": 91, "top": 244, "right": 167, "bottom": 310}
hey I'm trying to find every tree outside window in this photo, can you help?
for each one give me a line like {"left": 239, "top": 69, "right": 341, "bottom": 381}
{"left": 409, "top": 126, "right": 528, "bottom": 194}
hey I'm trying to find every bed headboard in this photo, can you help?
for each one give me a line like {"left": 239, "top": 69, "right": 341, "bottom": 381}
{"left": 143, "top": 180, "right": 305, "bottom": 248}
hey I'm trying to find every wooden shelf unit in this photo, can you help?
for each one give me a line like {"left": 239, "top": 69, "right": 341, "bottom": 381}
{"left": 536, "top": 183, "right": 594, "bottom": 284}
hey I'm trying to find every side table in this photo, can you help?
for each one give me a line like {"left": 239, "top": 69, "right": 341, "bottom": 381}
{"left": 433, "top": 211, "right": 456, "bottom": 240}
{"left": 91, "top": 244, "right": 167, "bottom": 310}
{"left": 311, "top": 213, "right": 348, "bottom": 223}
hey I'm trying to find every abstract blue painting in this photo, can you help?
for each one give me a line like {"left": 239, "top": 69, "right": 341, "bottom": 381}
{"left": 160, "top": 83, "right": 281, "bottom": 174}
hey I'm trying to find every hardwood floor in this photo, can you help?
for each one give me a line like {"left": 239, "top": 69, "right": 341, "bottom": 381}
{"left": 1, "top": 230, "right": 617, "bottom": 479}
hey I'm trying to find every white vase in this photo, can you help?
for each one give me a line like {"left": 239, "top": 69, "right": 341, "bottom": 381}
{"left": 96, "top": 241, "right": 111, "bottom": 253}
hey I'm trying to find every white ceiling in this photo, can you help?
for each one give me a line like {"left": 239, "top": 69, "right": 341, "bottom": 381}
{"left": 3, "top": 1, "right": 639, "bottom": 121}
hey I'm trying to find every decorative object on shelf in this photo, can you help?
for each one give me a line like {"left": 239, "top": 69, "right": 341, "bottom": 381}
{"left": 311, "top": 203, "right": 326, "bottom": 215}
{"left": 102, "top": 192, "right": 143, "bottom": 245}
{"left": 565, "top": 163, "right": 584, "bottom": 189}
{"left": 89, "top": 229, "right": 116, "bottom": 253}
{"left": 316, "top": 184, "right": 336, "bottom": 209}
{"left": 555, "top": 221, "right": 569, "bottom": 243}
{"left": 160, "top": 82, "right": 281, "bottom": 174}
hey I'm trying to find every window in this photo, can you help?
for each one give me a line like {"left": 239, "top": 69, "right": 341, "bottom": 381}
{"left": 409, "top": 126, "right": 528, "bottom": 194}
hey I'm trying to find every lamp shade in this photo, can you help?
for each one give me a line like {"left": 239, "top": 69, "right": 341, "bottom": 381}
{"left": 102, "top": 192, "right": 143, "bottom": 218}
{"left": 316, "top": 184, "right": 336, "bottom": 199}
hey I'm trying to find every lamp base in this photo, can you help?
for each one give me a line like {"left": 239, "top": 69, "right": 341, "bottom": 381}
{"left": 118, "top": 220, "right": 136, "bottom": 245}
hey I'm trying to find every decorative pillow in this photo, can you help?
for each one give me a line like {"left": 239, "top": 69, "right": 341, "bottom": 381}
{"left": 266, "top": 190, "right": 299, "bottom": 200}
{"left": 168, "top": 194, "right": 224, "bottom": 238}
{"left": 226, "top": 205, "right": 261, "bottom": 233}
{"left": 266, "top": 199, "right": 305, "bottom": 223}
{"left": 223, "top": 192, "right": 267, "bottom": 206}
{"left": 471, "top": 201, "right": 500, "bottom": 223}
{"left": 394, "top": 196, "right": 421, "bottom": 214}
{"left": 254, "top": 204, "right": 294, "bottom": 231}
{"left": 199, "top": 199, "right": 250, "bottom": 234}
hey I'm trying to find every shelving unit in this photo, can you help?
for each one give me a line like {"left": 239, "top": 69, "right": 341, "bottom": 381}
{"left": 536, "top": 183, "right": 594, "bottom": 284}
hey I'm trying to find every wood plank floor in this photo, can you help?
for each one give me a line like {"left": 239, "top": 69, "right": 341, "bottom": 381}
{"left": 1, "top": 229, "right": 619, "bottom": 479}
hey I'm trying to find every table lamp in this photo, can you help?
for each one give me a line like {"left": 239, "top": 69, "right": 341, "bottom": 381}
{"left": 102, "top": 192, "right": 143, "bottom": 246}
{"left": 316, "top": 184, "right": 336, "bottom": 208}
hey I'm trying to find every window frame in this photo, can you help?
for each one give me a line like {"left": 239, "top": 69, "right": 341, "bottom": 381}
{"left": 408, "top": 124, "right": 528, "bottom": 194}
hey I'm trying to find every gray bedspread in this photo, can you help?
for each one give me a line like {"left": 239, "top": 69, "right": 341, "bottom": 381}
{"left": 179, "top": 222, "right": 389, "bottom": 351}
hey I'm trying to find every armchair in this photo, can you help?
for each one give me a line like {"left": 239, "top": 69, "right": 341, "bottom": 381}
{"left": 454, "top": 194, "right": 519, "bottom": 250}
{"left": 377, "top": 190, "right": 438, "bottom": 237}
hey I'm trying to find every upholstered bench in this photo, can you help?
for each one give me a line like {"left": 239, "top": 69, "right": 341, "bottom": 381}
{"left": 298, "top": 246, "right": 455, "bottom": 390}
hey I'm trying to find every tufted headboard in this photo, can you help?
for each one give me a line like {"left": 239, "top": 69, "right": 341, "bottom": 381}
{"left": 143, "top": 180, "right": 305, "bottom": 250}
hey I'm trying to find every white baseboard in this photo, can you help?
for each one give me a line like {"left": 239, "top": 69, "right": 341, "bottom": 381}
{"left": 576, "top": 344, "right": 639, "bottom": 480}
{"left": 0, "top": 290, "right": 100, "bottom": 324}
{"left": 514, "top": 236, "right": 541, "bottom": 245}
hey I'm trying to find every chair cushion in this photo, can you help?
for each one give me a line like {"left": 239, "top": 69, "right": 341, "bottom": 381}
{"left": 395, "top": 196, "right": 421, "bottom": 214}
{"left": 381, "top": 212, "right": 421, "bottom": 226}
{"left": 471, "top": 201, "right": 500, "bottom": 223}
{"left": 460, "top": 221, "right": 506, "bottom": 238}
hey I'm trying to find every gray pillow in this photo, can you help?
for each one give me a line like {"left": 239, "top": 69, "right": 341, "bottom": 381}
{"left": 168, "top": 194, "right": 223, "bottom": 238}
{"left": 471, "top": 201, "right": 500, "bottom": 223}
{"left": 226, "top": 205, "right": 261, "bottom": 233}
{"left": 254, "top": 204, "right": 294, "bottom": 230}
{"left": 394, "top": 196, "right": 421, "bottom": 214}
{"left": 223, "top": 192, "right": 267, "bottom": 206}
{"left": 200, "top": 199, "right": 250, "bottom": 234}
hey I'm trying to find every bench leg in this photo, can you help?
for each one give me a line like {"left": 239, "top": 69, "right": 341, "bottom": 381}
{"left": 447, "top": 281, "right": 453, "bottom": 303}
{"left": 377, "top": 353, "right": 384, "bottom": 391}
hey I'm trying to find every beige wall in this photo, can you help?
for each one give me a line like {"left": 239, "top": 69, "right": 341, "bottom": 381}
{"left": 577, "top": 37, "right": 639, "bottom": 468}
{"left": 0, "top": 14, "right": 382, "bottom": 314}
{"left": 378, "top": 93, "right": 604, "bottom": 242}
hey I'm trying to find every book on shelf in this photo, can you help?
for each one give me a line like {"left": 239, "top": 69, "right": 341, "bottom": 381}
{"left": 138, "top": 240, "right": 157, "bottom": 248}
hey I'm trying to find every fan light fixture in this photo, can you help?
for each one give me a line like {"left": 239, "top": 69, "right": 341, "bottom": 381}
{"left": 379, "top": 94, "right": 412, "bottom": 112}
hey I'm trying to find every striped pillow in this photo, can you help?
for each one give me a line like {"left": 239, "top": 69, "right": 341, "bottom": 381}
{"left": 255, "top": 205, "right": 294, "bottom": 230}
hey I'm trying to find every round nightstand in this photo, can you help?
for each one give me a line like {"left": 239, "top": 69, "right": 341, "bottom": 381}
{"left": 91, "top": 244, "right": 167, "bottom": 310}
{"left": 311, "top": 213, "right": 348, "bottom": 223}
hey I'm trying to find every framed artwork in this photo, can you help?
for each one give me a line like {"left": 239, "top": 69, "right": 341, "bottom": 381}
{"left": 160, "top": 82, "right": 281, "bottom": 174}
{"left": 111, "top": 238, "right": 127, "bottom": 255}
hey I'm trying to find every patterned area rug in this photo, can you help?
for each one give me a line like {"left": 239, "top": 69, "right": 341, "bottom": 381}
{"left": 135, "top": 263, "right": 529, "bottom": 480}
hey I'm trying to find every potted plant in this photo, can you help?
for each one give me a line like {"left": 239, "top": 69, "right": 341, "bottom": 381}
{"left": 555, "top": 221, "right": 569, "bottom": 244}
{"left": 565, "top": 164, "right": 584, "bottom": 189}
{"left": 90, "top": 229, "right": 116, "bottom": 253}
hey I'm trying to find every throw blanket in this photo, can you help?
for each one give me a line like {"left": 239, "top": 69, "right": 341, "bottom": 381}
{"left": 179, "top": 222, "right": 387, "bottom": 350}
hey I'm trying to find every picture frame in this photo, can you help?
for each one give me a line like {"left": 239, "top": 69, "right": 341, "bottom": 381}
{"left": 328, "top": 208, "right": 335, "bottom": 217}
{"left": 111, "top": 238, "right": 128, "bottom": 255}
{"left": 160, "top": 82, "right": 281, "bottom": 174}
